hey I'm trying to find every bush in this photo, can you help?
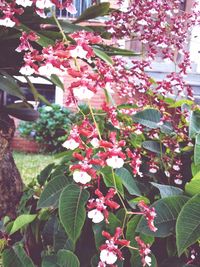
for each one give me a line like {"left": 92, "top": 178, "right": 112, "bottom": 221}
{"left": 18, "top": 104, "right": 73, "bottom": 153}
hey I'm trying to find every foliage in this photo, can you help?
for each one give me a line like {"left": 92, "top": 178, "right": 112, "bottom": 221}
{"left": 0, "top": 0, "right": 200, "bottom": 267}
{"left": 18, "top": 104, "right": 73, "bottom": 153}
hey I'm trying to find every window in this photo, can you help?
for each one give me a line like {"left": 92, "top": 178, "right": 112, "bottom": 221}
{"left": 56, "top": 0, "right": 92, "bottom": 19}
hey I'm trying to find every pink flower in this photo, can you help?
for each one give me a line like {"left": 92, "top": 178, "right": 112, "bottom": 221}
{"left": 87, "top": 188, "right": 120, "bottom": 223}
{"left": 135, "top": 236, "right": 152, "bottom": 267}
{"left": 98, "top": 228, "right": 130, "bottom": 266}
{"left": 138, "top": 201, "right": 157, "bottom": 232}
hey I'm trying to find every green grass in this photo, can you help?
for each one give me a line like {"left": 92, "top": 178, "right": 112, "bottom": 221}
{"left": 13, "top": 152, "right": 57, "bottom": 184}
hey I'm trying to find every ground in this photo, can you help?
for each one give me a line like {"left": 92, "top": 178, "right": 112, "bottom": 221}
{"left": 13, "top": 152, "right": 57, "bottom": 184}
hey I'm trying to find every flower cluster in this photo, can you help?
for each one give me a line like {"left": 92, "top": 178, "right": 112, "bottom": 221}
{"left": 0, "top": 0, "right": 76, "bottom": 27}
{"left": 98, "top": 227, "right": 130, "bottom": 266}
{"left": 87, "top": 188, "right": 120, "bottom": 223}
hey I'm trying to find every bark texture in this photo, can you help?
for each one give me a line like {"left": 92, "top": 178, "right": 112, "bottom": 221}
{"left": 0, "top": 112, "right": 23, "bottom": 218}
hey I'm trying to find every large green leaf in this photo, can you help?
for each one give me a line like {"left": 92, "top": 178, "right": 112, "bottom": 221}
{"left": 142, "top": 141, "right": 165, "bottom": 155}
{"left": 151, "top": 182, "right": 183, "bottom": 198}
{"left": 132, "top": 109, "right": 162, "bottom": 129}
{"left": 92, "top": 222, "right": 105, "bottom": 249}
{"left": 189, "top": 110, "right": 200, "bottom": 138}
{"left": 176, "top": 193, "right": 200, "bottom": 256}
{"left": 42, "top": 255, "right": 58, "bottom": 267}
{"left": 0, "top": 74, "right": 25, "bottom": 99}
{"left": 5, "top": 102, "right": 39, "bottom": 121}
{"left": 51, "top": 74, "right": 64, "bottom": 91}
{"left": 136, "top": 196, "right": 189, "bottom": 237}
{"left": 57, "top": 249, "right": 80, "bottom": 267}
{"left": 93, "top": 48, "right": 113, "bottom": 65}
{"left": 101, "top": 166, "right": 124, "bottom": 197}
{"left": 37, "top": 163, "right": 55, "bottom": 186}
{"left": 2, "top": 243, "right": 35, "bottom": 267}
{"left": 74, "top": 2, "right": 110, "bottom": 24}
{"left": 194, "top": 134, "right": 200, "bottom": 165}
{"left": 115, "top": 168, "right": 141, "bottom": 196}
{"left": 38, "top": 175, "right": 70, "bottom": 208}
{"left": 59, "top": 184, "right": 89, "bottom": 243}
{"left": 59, "top": 21, "right": 92, "bottom": 33}
{"left": 185, "top": 178, "right": 200, "bottom": 196}
{"left": 9, "top": 214, "right": 37, "bottom": 235}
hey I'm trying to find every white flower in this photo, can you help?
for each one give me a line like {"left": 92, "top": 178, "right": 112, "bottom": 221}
{"left": 149, "top": 167, "right": 158, "bottom": 174}
{"left": 106, "top": 156, "right": 124, "bottom": 169}
{"left": 90, "top": 138, "right": 100, "bottom": 148}
{"left": 62, "top": 139, "right": 79, "bottom": 150}
{"left": 16, "top": 0, "right": 33, "bottom": 7}
{"left": 145, "top": 255, "right": 152, "bottom": 266}
{"left": 19, "top": 65, "right": 35, "bottom": 76}
{"left": 73, "top": 86, "right": 94, "bottom": 101}
{"left": 88, "top": 209, "right": 104, "bottom": 223}
{"left": 38, "top": 63, "right": 63, "bottom": 77}
{"left": 174, "top": 179, "right": 182, "bottom": 185}
{"left": 70, "top": 45, "right": 88, "bottom": 59}
{"left": 173, "top": 165, "right": 180, "bottom": 171}
{"left": 35, "top": 0, "right": 53, "bottom": 9}
{"left": 149, "top": 8, "right": 158, "bottom": 15}
{"left": 73, "top": 171, "right": 92, "bottom": 184}
{"left": 0, "top": 17, "right": 15, "bottom": 27}
{"left": 100, "top": 249, "right": 118, "bottom": 265}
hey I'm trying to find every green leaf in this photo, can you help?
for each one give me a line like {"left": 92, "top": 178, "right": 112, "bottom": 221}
{"left": 38, "top": 175, "right": 70, "bottom": 208}
{"left": 132, "top": 109, "right": 161, "bottom": 129}
{"left": 42, "top": 255, "right": 59, "bottom": 267}
{"left": 101, "top": 166, "right": 124, "bottom": 197}
{"left": 0, "top": 74, "right": 25, "bottom": 99}
{"left": 5, "top": 102, "right": 39, "bottom": 121}
{"left": 151, "top": 182, "right": 183, "bottom": 198}
{"left": 137, "top": 196, "right": 189, "bottom": 237}
{"left": 95, "top": 45, "right": 140, "bottom": 56}
{"left": 9, "top": 214, "right": 37, "bottom": 235}
{"left": 169, "top": 99, "right": 193, "bottom": 108}
{"left": 189, "top": 110, "right": 200, "bottom": 138}
{"left": 59, "top": 184, "right": 89, "bottom": 243}
{"left": 194, "top": 134, "right": 200, "bottom": 165}
{"left": 93, "top": 48, "right": 113, "bottom": 65}
{"left": 176, "top": 193, "right": 200, "bottom": 256}
{"left": 185, "top": 179, "right": 200, "bottom": 196}
{"left": 57, "top": 249, "right": 80, "bottom": 267}
{"left": 59, "top": 21, "right": 92, "bottom": 33}
{"left": 37, "top": 163, "right": 55, "bottom": 186}
{"left": 74, "top": 2, "right": 110, "bottom": 24}
{"left": 92, "top": 222, "right": 105, "bottom": 249}
{"left": 2, "top": 243, "right": 35, "bottom": 267}
{"left": 51, "top": 74, "right": 64, "bottom": 91}
{"left": 115, "top": 167, "right": 141, "bottom": 196}
{"left": 142, "top": 141, "right": 165, "bottom": 155}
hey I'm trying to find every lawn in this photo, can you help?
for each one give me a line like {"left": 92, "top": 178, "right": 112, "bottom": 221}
{"left": 13, "top": 152, "right": 57, "bottom": 184}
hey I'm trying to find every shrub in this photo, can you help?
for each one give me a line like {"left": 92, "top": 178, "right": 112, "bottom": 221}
{"left": 18, "top": 104, "right": 73, "bottom": 153}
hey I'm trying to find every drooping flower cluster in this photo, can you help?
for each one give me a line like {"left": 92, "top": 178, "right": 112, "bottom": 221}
{"left": 107, "top": 0, "right": 199, "bottom": 60}
{"left": 138, "top": 201, "right": 157, "bottom": 232}
{"left": 135, "top": 236, "right": 152, "bottom": 267}
{"left": 87, "top": 188, "right": 120, "bottom": 223}
{"left": 98, "top": 227, "right": 130, "bottom": 266}
{"left": 0, "top": 0, "right": 76, "bottom": 27}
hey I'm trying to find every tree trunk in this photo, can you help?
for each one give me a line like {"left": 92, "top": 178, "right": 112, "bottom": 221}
{"left": 0, "top": 112, "right": 23, "bottom": 219}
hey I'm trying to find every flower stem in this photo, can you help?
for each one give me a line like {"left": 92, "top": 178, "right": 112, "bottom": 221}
{"left": 88, "top": 101, "right": 102, "bottom": 140}
{"left": 52, "top": 9, "right": 68, "bottom": 44}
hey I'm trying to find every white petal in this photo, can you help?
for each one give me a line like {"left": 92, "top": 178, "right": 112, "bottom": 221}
{"left": 73, "top": 171, "right": 91, "bottom": 184}
{"left": 145, "top": 255, "right": 152, "bottom": 266}
{"left": 19, "top": 65, "right": 35, "bottom": 76}
{"left": 88, "top": 209, "right": 104, "bottom": 223}
{"left": 106, "top": 156, "right": 124, "bottom": 169}
{"left": 62, "top": 139, "right": 79, "bottom": 150}
{"left": 73, "top": 86, "right": 94, "bottom": 101}
{"left": 100, "top": 250, "right": 117, "bottom": 265}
